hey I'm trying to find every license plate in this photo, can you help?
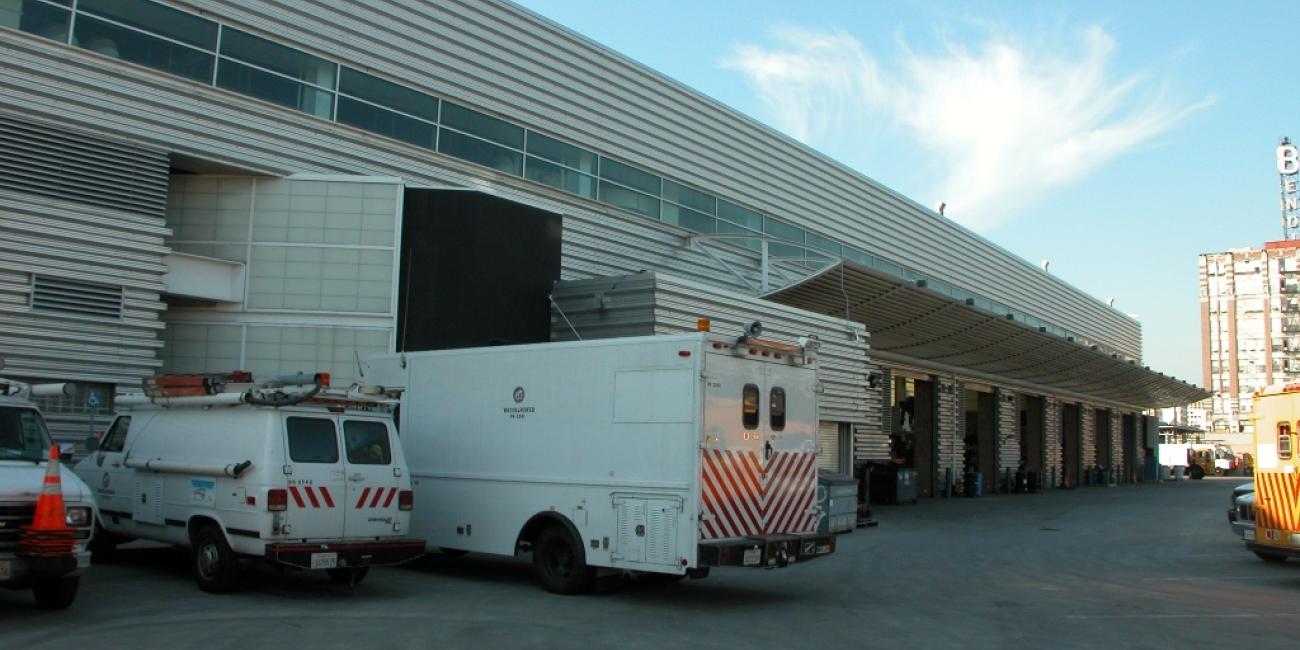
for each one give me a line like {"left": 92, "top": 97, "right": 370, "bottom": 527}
{"left": 742, "top": 548, "right": 761, "bottom": 566}
{"left": 1244, "top": 529, "right": 1257, "bottom": 541}
{"left": 310, "top": 552, "right": 338, "bottom": 569}
{"left": 0, "top": 560, "right": 11, "bottom": 580}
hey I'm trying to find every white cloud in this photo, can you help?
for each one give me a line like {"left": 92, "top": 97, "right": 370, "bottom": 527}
{"left": 722, "top": 24, "right": 1212, "bottom": 230}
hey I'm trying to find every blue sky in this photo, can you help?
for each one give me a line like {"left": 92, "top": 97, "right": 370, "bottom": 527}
{"left": 514, "top": 0, "right": 1296, "bottom": 387}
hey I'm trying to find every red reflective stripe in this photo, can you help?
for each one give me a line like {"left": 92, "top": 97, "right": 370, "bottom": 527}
{"left": 319, "top": 486, "right": 335, "bottom": 508}
{"left": 288, "top": 486, "right": 306, "bottom": 508}
{"left": 303, "top": 485, "right": 321, "bottom": 508}
{"left": 381, "top": 487, "right": 397, "bottom": 508}
{"left": 369, "top": 487, "right": 385, "bottom": 508}
{"left": 355, "top": 487, "right": 371, "bottom": 509}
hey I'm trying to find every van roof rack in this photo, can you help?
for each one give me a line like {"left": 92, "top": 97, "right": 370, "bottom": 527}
{"left": 122, "top": 371, "right": 397, "bottom": 411}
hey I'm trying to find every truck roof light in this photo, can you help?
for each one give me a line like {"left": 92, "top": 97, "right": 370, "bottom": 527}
{"left": 697, "top": 319, "right": 711, "bottom": 332}
{"left": 678, "top": 351, "right": 691, "bottom": 357}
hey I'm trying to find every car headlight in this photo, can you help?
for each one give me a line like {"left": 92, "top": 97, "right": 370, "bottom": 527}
{"left": 65, "top": 506, "right": 92, "bottom": 528}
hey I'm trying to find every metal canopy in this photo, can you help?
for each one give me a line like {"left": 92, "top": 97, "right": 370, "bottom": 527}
{"left": 763, "top": 261, "right": 1209, "bottom": 410}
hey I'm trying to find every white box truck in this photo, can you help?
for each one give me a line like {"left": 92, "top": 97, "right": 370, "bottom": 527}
{"left": 364, "top": 331, "right": 836, "bottom": 593}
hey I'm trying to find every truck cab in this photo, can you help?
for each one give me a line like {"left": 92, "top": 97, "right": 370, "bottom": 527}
{"left": 0, "top": 377, "right": 96, "bottom": 609}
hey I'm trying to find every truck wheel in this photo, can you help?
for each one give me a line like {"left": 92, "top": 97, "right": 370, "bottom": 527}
{"left": 327, "top": 567, "right": 369, "bottom": 585}
{"left": 1255, "top": 551, "right": 1288, "bottom": 563}
{"left": 192, "top": 525, "right": 242, "bottom": 593}
{"left": 1189, "top": 465, "right": 1205, "bottom": 480}
{"left": 532, "top": 525, "right": 594, "bottom": 595}
{"left": 32, "top": 576, "right": 79, "bottom": 609}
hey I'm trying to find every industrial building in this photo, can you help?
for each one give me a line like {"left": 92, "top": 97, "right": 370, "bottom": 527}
{"left": 1198, "top": 240, "right": 1300, "bottom": 446}
{"left": 0, "top": 0, "right": 1206, "bottom": 496}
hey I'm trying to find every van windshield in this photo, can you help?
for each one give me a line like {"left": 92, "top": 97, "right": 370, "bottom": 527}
{"left": 0, "top": 406, "right": 52, "bottom": 461}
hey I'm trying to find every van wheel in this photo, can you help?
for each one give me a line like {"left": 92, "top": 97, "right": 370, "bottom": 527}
{"left": 32, "top": 576, "right": 79, "bottom": 609}
{"left": 1255, "top": 551, "right": 1288, "bottom": 563}
{"left": 327, "top": 567, "right": 369, "bottom": 585}
{"left": 192, "top": 525, "right": 242, "bottom": 593}
{"left": 532, "top": 524, "right": 594, "bottom": 595}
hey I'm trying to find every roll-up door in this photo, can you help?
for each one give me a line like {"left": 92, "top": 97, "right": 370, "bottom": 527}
{"left": 817, "top": 421, "right": 842, "bottom": 473}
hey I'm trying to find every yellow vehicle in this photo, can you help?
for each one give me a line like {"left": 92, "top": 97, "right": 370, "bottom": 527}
{"left": 1247, "top": 384, "right": 1300, "bottom": 562}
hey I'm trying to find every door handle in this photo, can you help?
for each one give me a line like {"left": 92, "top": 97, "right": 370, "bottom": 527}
{"left": 349, "top": 473, "right": 365, "bottom": 482}
{"left": 110, "top": 461, "right": 121, "bottom": 468}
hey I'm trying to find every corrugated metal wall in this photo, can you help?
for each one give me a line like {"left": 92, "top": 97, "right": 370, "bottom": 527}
{"left": 0, "top": 116, "right": 170, "bottom": 447}
{"left": 937, "top": 379, "right": 963, "bottom": 492}
{"left": 1081, "top": 407, "right": 1096, "bottom": 473}
{"left": 855, "top": 363, "right": 889, "bottom": 463}
{"left": 549, "top": 273, "right": 869, "bottom": 423}
{"left": 997, "top": 389, "right": 1020, "bottom": 475}
{"left": 1044, "top": 398, "right": 1062, "bottom": 489}
{"left": 0, "top": 2, "right": 1142, "bottom": 358}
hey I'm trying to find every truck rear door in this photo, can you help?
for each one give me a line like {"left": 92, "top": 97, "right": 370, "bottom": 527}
{"left": 340, "top": 418, "right": 402, "bottom": 539}
{"left": 282, "top": 416, "right": 346, "bottom": 541}
{"left": 762, "top": 361, "right": 819, "bottom": 535}
{"left": 700, "top": 353, "right": 769, "bottom": 540}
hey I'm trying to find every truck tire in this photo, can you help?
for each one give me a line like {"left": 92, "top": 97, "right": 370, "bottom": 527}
{"left": 1255, "top": 551, "right": 1288, "bottom": 563}
{"left": 192, "top": 524, "right": 242, "bottom": 593}
{"left": 327, "top": 567, "right": 369, "bottom": 585}
{"left": 532, "top": 524, "right": 594, "bottom": 595}
{"left": 32, "top": 576, "right": 79, "bottom": 609}
{"left": 1189, "top": 465, "right": 1205, "bottom": 480}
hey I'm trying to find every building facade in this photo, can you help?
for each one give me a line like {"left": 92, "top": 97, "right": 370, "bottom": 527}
{"left": 1, "top": 0, "right": 1204, "bottom": 491}
{"left": 1200, "top": 240, "right": 1300, "bottom": 438}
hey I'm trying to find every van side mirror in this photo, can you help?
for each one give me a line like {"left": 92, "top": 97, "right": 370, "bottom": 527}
{"left": 84, "top": 435, "right": 100, "bottom": 453}
{"left": 60, "top": 445, "right": 75, "bottom": 463}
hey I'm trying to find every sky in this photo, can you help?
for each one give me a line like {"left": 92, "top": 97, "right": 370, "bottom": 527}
{"left": 514, "top": 0, "right": 1298, "bottom": 387}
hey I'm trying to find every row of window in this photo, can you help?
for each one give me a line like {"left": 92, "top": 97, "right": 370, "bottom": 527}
{"left": 99, "top": 414, "right": 393, "bottom": 465}
{"left": 742, "top": 385, "right": 786, "bottom": 431}
{"left": 4, "top": 0, "right": 1101, "bottom": 352}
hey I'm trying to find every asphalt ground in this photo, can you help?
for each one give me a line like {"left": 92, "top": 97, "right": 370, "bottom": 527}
{"left": 2, "top": 477, "right": 1294, "bottom": 649}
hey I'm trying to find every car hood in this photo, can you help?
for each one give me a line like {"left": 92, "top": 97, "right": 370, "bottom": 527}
{"left": 1237, "top": 492, "right": 1256, "bottom": 506}
{"left": 0, "top": 460, "right": 91, "bottom": 504}
{"left": 1232, "top": 482, "right": 1255, "bottom": 497}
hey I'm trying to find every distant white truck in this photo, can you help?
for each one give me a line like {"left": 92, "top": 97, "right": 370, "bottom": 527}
{"left": 0, "top": 371, "right": 96, "bottom": 609}
{"left": 364, "top": 331, "right": 837, "bottom": 593}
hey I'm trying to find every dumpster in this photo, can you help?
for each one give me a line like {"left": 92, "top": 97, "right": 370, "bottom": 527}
{"left": 869, "top": 464, "right": 918, "bottom": 504}
{"left": 817, "top": 473, "right": 859, "bottom": 534}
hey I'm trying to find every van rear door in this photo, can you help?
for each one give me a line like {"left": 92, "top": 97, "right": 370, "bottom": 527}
{"left": 340, "top": 418, "right": 401, "bottom": 539}
{"left": 700, "top": 353, "right": 767, "bottom": 540}
{"left": 282, "top": 416, "right": 346, "bottom": 541}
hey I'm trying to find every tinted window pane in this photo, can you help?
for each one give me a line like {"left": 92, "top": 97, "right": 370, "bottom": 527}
{"left": 600, "top": 158, "right": 660, "bottom": 195}
{"left": 525, "top": 156, "right": 596, "bottom": 198}
{"left": 764, "top": 218, "right": 804, "bottom": 243}
{"left": 843, "top": 247, "right": 874, "bottom": 266}
{"left": 287, "top": 417, "right": 338, "bottom": 463}
{"left": 343, "top": 420, "right": 392, "bottom": 465}
{"left": 526, "top": 131, "right": 596, "bottom": 173}
{"left": 663, "top": 180, "right": 715, "bottom": 214}
{"left": 718, "top": 199, "right": 763, "bottom": 231}
{"left": 662, "top": 203, "right": 715, "bottom": 233}
{"left": 805, "top": 232, "right": 841, "bottom": 256}
{"left": 337, "top": 97, "right": 434, "bottom": 148}
{"left": 742, "top": 384, "right": 759, "bottom": 430}
{"left": 217, "top": 59, "right": 333, "bottom": 118}
{"left": 1, "top": 1, "right": 70, "bottom": 42}
{"left": 339, "top": 67, "right": 437, "bottom": 121}
{"left": 438, "top": 129, "right": 523, "bottom": 175}
{"left": 78, "top": 0, "right": 216, "bottom": 49}
{"left": 716, "top": 221, "right": 762, "bottom": 251}
{"left": 769, "top": 242, "right": 806, "bottom": 259}
{"left": 220, "top": 28, "right": 335, "bottom": 88}
{"left": 441, "top": 102, "right": 523, "bottom": 149}
{"left": 770, "top": 387, "right": 786, "bottom": 431}
{"left": 599, "top": 181, "right": 659, "bottom": 219}
{"left": 74, "top": 15, "right": 214, "bottom": 82}
{"left": 0, "top": 407, "right": 50, "bottom": 460}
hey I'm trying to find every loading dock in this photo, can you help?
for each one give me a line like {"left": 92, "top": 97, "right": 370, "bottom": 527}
{"left": 889, "top": 375, "right": 938, "bottom": 498}
{"left": 964, "top": 388, "right": 997, "bottom": 495}
{"left": 1061, "top": 403, "right": 1082, "bottom": 488}
{"left": 1121, "top": 413, "right": 1139, "bottom": 483}
{"left": 1095, "top": 408, "right": 1113, "bottom": 484}
{"left": 1020, "top": 395, "right": 1046, "bottom": 490}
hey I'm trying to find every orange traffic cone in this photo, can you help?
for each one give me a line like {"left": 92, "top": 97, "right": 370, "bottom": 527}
{"left": 18, "top": 445, "right": 77, "bottom": 558}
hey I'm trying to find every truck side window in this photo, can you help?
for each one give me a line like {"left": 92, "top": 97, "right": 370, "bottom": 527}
{"left": 101, "top": 416, "right": 131, "bottom": 453}
{"left": 1281, "top": 422, "right": 1294, "bottom": 460}
{"left": 343, "top": 420, "right": 392, "bottom": 465}
{"left": 287, "top": 417, "right": 339, "bottom": 464}
{"left": 742, "top": 384, "right": 759, "bottom": 430}
{"left": 770, "top": 387, "right": 786, "bottom": 431}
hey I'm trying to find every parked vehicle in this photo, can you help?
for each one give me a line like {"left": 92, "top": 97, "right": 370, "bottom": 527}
{"left": 1245, "top": 383, "right": 1300, "bottom": 562}
{"left": 74, "top": 372, "right": 424, "bottom": 592}
{"left": 364, "top": 330, "right": 837, "bottom": 594}
{"left": 0, "top": 369, "right": 96, "bottom": 609}
{"left": 1189, "top": 444, "right": 1238, "bottom": 479}
{"left": 1230, "top": 490, "right": 1256, "bottom": 541}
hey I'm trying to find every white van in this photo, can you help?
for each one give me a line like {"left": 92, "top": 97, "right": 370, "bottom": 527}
{"left": 74, "top": 372, "right": 424, "bottom": 592}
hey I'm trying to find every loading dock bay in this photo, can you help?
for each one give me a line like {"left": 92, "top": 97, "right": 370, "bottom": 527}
{"left": 1, "top": 479, "right": 1286, "bottom": 649}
